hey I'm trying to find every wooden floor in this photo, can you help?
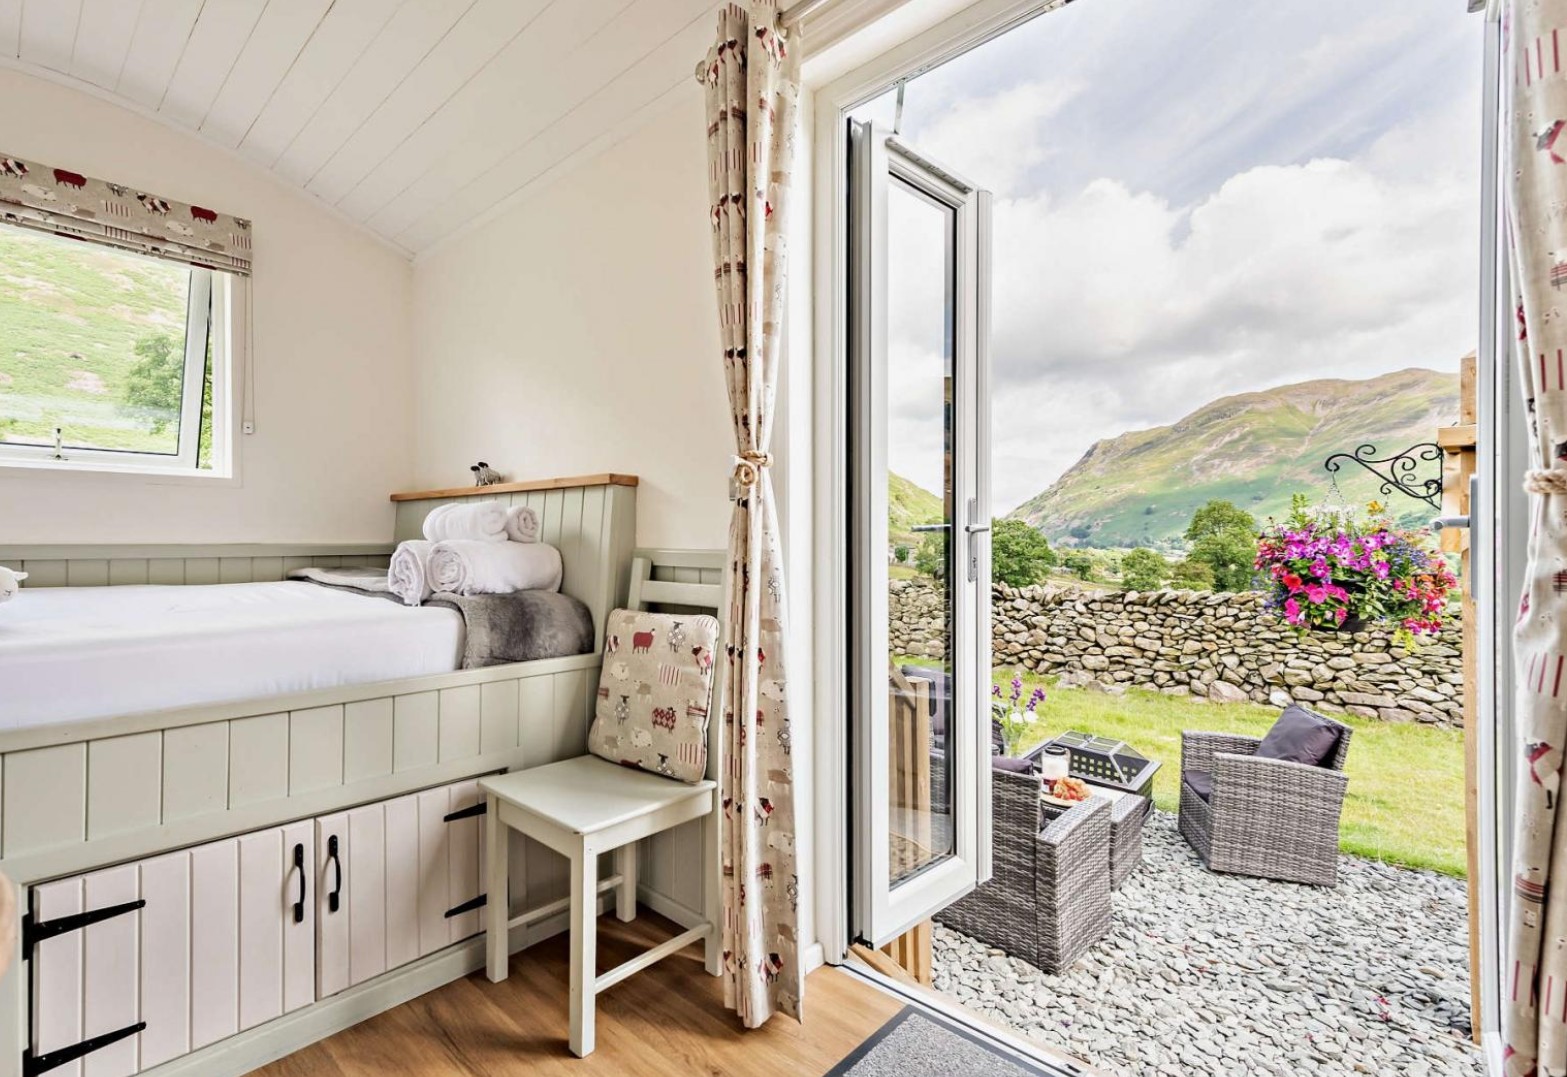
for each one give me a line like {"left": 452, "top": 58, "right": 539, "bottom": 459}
{"left": 248, "top": 914, "right": 905, "bottom": 1077}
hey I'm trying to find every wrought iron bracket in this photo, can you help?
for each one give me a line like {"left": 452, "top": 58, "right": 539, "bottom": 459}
{"left": 1322, "top": 442, "right": 1444, "bottom": 509}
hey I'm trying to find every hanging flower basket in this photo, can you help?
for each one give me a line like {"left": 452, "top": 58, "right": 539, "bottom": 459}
{"left": 1255, "top": 495, "right": 1458, "bottom": 648}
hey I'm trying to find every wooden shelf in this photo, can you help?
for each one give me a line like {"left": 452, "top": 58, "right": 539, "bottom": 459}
{"left": 390, "top": 473, "right": 639, "bottom": 502}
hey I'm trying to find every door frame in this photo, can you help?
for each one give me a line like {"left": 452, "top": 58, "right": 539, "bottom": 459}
{"left": 809, "top": 0, "right": 1074, "bottom": 965}
{"left": 808, "top": 4, "right": 1510, "bottom": 1035}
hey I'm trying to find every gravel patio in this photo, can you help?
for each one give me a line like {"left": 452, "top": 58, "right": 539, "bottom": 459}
{"left": 932, "top": 810, "right": 1481, "bottom": 1077}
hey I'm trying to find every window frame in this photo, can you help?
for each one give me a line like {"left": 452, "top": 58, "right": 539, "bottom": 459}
{"left": 0, "top": 234, "right": 238, "bottom": 479}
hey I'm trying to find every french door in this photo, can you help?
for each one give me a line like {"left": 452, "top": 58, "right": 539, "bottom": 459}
{"left": 848, "top": 119, "right": 993, "bottom": 948}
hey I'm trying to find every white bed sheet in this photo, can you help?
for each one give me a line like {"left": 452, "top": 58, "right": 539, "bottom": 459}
{"left": 0, "top": 581, "right": 465, "bottom": 730}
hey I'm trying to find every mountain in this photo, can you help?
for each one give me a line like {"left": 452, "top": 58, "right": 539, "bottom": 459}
{"left": 1009, "top": 368, "right": 1460, "bottom": 549}
{"left": 889, "top": 471, "right": 945, "bottom": 550}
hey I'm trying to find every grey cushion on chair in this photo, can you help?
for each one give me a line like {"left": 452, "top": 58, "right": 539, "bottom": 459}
{"left": 1255, "top": 704, "right": 1342, "bottom": 767}
{"left": 1183, "top": 769, "right": 1214, "bottom": 803}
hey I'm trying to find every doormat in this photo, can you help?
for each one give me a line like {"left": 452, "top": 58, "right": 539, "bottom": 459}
{"left": 825, "top": 1005, "right": 1072, "bottom": 1077}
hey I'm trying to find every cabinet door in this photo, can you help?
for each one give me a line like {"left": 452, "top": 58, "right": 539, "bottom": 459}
{"left": 318, "top": 779, "right": 490, "bottom": 999}
{"left": 30, "top": 825, "right": 313, "bottom": 1076}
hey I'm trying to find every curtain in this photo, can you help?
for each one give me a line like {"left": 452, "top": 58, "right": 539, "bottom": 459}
{"left": 0, "top": 150, "right": 250, "bottom": 274}
{"left": 1508, "top": 3, "right": 1567, "bottom": 1072}
{"left": 699, "top": 1, "right": 803, "bottom": 1027}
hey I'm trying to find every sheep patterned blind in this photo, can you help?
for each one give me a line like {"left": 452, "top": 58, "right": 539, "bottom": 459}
{"left": 0, "top": 151, "right": 251, "bottom": 274}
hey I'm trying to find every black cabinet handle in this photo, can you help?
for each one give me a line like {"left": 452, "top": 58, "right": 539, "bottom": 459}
{"left": 292, "top": 843, "right": 306, "bottom": 924}
{"left": 326, "top": 834, "right": 343, "bottom": 914}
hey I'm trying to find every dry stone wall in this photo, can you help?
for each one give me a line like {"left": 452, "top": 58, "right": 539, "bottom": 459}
{"left": 890, "top": 579, "right": 1463, "bottom": 726}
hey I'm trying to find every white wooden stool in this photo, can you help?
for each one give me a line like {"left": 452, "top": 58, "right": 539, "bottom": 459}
{"left": 481, "top": 758, "right": 720, "bottom": 1056}
{"left": 480, "top": 550, "right": 726, "bottom": 1057}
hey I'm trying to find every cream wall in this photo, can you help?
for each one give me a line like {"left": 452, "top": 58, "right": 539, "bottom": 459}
{"left": 0, "top": 68, "right": 415, "bottom": 544}
{"left": 411, "top": 92, "right": 731, "bottom": 551}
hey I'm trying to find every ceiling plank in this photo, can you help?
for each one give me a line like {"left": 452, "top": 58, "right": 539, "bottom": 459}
{"left": 271, "top": 0, "right": 473, "bottom": 188}
{"left": 337, "top": 0, "right": 630, "bottom": 223}
{"left": 237, "top": 0, "right": 403, "bottom": 168}
{"left": 116, "top": 0, "right": 204, "bottom": 108}
{"left": 0, "top": 0, "right": 24, "bottom": 59}
{"left": 18, "top": 0, "right": 82, "bottom": 73}
{"left": 372, "top": 0, "right": 712, "bottom": 242}
{"left": 69, "top": 0, "right": 144, "bottom": 89}
{"left": 201, "top": 0, "right": 331, "bottom": 148}
{"left": 158, "top": 0, "right": 266, "bottom": 127}
{"left": 304, "top": 0, "right": 550, "bottom": 207}
{"left": 398, "top": 8, "right": 711, "bottom": 251}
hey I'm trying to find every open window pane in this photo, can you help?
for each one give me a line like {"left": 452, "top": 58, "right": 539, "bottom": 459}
{"left": 0, "top": 226, "right": 204, "bottom": 461}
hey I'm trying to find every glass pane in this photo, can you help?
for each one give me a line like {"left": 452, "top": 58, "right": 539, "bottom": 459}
{"left": 886, "top": 177, "right": 957, "bottom": 887}
{"left": 0, "top": 226, "right": 192, "bottom": 456}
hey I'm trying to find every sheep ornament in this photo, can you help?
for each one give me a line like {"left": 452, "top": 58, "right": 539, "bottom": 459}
{"left": 0, "top": 566, "right": 26, "bottom": 604}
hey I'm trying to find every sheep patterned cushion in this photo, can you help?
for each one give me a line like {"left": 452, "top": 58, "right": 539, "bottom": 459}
{"left": 587, "top": 609, "right": 720, "bottom": 783}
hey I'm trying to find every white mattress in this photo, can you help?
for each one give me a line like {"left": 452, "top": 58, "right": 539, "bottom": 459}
{"left": 0, "top": 582, "right": 465, "bottom": 730}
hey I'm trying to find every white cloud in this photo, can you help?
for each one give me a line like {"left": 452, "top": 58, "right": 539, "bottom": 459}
{"left": 913, "top": 78, "right": 1085, "bottom": 197}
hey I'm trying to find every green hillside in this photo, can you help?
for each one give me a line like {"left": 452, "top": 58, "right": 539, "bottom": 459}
{"left": 1010, "top": 368, "right": 1460, "bottom": 549}
{"left": 889, "top": 471, "right": 945, "bottom": 549}
{"left": 0, "top": 225, "right": 190, "bottom": 453}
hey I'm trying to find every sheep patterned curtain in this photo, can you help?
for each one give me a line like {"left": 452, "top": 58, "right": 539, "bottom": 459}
{"left": 1508, "top": 2, "right": 1567, "bottom": 1072}
{"left": 0, "top": 150, "right": 250, "bottom": 274}
{"left": 699, "top": 1, "right": 803, "bottom": 1027}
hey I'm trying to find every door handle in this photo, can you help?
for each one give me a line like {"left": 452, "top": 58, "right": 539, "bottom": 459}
{"left": 292, "top": 843, "right": 306, "bottom": 924}
{"left": 326, "top": 834, "right": 343, "bottom": 914}
{"left": 964, "top": 523, "right": 991, "bottom": 534}
{"left": 1432, "top": 515, "right": 1469, "bottom": 530}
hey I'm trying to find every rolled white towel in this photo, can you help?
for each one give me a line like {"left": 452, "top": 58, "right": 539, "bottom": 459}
{"left": 428, "top": 540, "right": 563, "bottom": 596}
{"left": 388, "top": 540, "right": 435, "bottom": 607}
{"left": 0, "top": 567, "right": 26, "bottom": 605}
{"left": 422, "top": 501, "right": 508, "bottom": 543}
{"left": 504, "top": 505, "right": 539, "bottom": 543}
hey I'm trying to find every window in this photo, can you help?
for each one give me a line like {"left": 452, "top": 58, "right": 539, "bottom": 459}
{"left": 0, "top": 225, "right": 232, "bottom": 475}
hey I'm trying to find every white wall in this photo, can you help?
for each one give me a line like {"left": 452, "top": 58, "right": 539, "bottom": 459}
{"left": 0, "top": 68, "right": 415, "bottom": 544}
{"left": 411, "top": 92, "right": 732, "bottom": 551}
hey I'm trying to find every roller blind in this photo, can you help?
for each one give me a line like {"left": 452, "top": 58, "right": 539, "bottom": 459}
{"left": 0, "top": 150, "right": 250, "bottom": 275}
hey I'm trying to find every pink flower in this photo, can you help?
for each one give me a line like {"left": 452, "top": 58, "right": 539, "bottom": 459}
{"left": 1284, "top": 598, "right": 1302, "bottom": 623}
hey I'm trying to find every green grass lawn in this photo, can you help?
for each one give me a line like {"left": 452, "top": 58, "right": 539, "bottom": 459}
{"left": 994, "top": 669, "right": 1467, "bottom": 876}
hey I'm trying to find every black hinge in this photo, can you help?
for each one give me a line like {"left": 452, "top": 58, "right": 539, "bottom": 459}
{"left": 444, "top": 893, "right": 487, "bottom": 919}
{"left": 23, "top": 900, "right": 145, "bottom": 962}
{"left": 24, "top": 1021, "right": 145, "bottom": 1076}
{"left": 443, "top": 802, "right": 487, "bottom": 823}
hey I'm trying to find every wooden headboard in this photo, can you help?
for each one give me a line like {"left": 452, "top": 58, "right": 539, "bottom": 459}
{"left": 0, "top": 474, "right": 639, "bottom": 649}
{"left": 389, "top": 473, "right": 638, "bottom": 648}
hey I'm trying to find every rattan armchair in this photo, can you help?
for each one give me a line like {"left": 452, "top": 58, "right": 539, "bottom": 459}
{"left": 1177, "top": 719, "right": 1352, "bottom": 887}
{"left": 936, "top": 767, "right": 1111, "bottom": 973}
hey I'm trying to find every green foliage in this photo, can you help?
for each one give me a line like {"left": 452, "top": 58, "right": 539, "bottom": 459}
{"left": 893, "top": 544, "right": 910, "bottom": 564}
{"left": 1169, "top": 559, "right": 1216, "bottom": 590}
{"left": 123, "top": 332, "right": 182, "bottom": 434}
{"left": 1120, "top": 547, "right": 1169, "bottom": 590}
{"left": 915, "top": 531, "right": 946, "bottom": 579}
{"left": 991, "top": 518, "right": 1056, "bottom": 587}
{"left": 1183, "top": 499, "right": 1259, "bottom": 592}
{"left": 1061, "top": 550, "right": 1096, "bottom": 581}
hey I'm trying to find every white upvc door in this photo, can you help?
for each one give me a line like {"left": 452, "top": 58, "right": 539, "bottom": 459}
{"left": 849, "top": 119, "right": 994, "bottom": 948}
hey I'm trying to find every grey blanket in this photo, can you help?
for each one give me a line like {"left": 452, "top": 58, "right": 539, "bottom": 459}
{"left": 288, "top": 566, "right": 594, "bottom": 669}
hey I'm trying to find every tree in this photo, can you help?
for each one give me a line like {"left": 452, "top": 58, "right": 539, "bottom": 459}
{"left": 990, "top": 518, "right": 1056, "bottom": 587}
{"left": 1169, "top": 559, "right": 1216, "bottom": 591}
{"left": 914, "top": 531, "right": 946, "bottom": 579}
{"left": 1121, "top": 547, "right": 1168, "bottom": 590}
{"left": 123, "top": 332, "right": 182, "bottom": 434}
{"left": 1062, "top": 551, "right": 1096, "bottom": 581}
{"left": 1183, "top": 499, "right": 1258, "bottom": 592}
{"left": 122, "top": 330, "right": 213, "bottom": 463}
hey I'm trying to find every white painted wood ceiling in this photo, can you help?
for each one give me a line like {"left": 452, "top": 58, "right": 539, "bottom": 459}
{"left": 0, "top": 0, "right": 722, "bottom": 256}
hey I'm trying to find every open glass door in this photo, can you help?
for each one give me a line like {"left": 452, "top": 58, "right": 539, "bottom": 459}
{"left": 849, "top": 119, "right": 992, "bottom": 948}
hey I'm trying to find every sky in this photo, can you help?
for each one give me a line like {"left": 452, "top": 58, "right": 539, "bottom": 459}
{"left": 854, "top": 0, "right": 1484, "bottom": 513}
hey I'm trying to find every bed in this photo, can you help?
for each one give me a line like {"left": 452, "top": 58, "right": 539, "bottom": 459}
{"left": 0, "top": 581, "right": 466, "bottom": 730}
{"left": 0, "top": 476, "right": 727, "bottom": 1077}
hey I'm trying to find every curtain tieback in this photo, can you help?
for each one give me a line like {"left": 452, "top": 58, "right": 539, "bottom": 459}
{"left": 733, "top": 452, "right": 773, "bottom": 489}
{"left": 1525, "top": 469, "right": 1567, "bottom": 496}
